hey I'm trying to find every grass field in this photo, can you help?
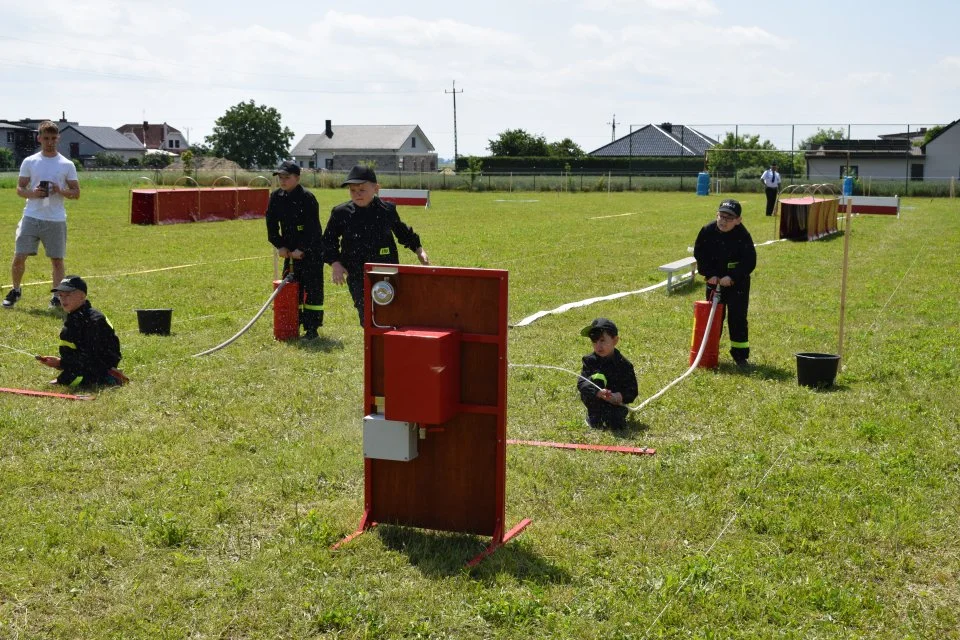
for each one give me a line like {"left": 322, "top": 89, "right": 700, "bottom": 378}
{"left": 0, "top": 186, "right": 958, "bottom": 639}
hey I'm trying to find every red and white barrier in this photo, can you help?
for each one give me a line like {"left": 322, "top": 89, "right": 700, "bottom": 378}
{"left": 837, "top": 195, "right": 900, "bottom": 217}
{"left": 378, "top": 189, "right": 430, "bottom": 208}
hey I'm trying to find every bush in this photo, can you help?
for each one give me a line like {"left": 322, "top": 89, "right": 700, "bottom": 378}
{"left": 94, "top": 152, "right": 126, "bottom": 168}
{"left": 0, "top": 147, "right": 14, "bottom": 170}
{"left": 127, "top": 157, "right": 141, "bottom": 168}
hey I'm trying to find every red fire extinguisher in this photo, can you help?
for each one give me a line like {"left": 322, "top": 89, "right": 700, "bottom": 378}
{"left": 689, "top": 291, "right": 724, "bottom": 369}
{"left": 273, "top": 277, "right": 300, "bottom": 341}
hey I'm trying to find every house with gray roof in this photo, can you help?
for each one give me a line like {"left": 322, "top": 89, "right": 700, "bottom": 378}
{"left": 0, "top": 121, "right": 36, "bottom": 166}
{"left": 589, "top": 123, "right": 716, "bottom": 158}
{"left": 290, "top": 121, "right": 437, "bottom": 173}
{"left": 58, "top": 124, "right": 145, "bottom": 166}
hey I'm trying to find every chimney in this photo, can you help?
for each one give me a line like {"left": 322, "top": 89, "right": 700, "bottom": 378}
{"left": 661, "top": 122, "right": 672, "bottom": 133}
{"left": 325, "top": 119, "right": 333, "bottom": 138}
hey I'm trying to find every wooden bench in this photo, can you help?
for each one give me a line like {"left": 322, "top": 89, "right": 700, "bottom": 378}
{"left": 378, "top": 189, "right": 430, "bottom": 208}
{"left": 658, "top": 256, "right": 697, "bottom": 293}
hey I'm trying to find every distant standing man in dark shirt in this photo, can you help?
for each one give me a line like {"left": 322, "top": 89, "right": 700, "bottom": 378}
{"left": 322, "top": 165, "right": 429, "bottom": 325}
{"left": 761, "top": 163, "right": 781, "bottom": 216}
{"left": 265, "top": 160, "right": 324, "bottom": 340}
{"left": 693, "top": 199, "right": 757, "bottom": 369}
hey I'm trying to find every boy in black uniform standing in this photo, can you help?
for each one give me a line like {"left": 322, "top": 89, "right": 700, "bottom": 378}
{"left": 578, "top": 318, "right": 638, "bottom": 429}
{"left": 322, "top": 165, "right": 429, "bottom": 325}
{"left": 37, "top": 276, "right": 124, "bottom": 387}
{"left": 693, "top": 198, "right": 757, "bottom": 369}
{"left": 265, "top": 161, "right": 324, "bottom": 340}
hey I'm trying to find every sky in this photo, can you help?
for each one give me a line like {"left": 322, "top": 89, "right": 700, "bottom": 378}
{"left": 2, "top": 0, "right": 958, "bottom": 160}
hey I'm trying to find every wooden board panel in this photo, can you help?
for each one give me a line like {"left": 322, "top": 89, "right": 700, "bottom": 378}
{"left": 363, "top": 265, "right": 508, "bottom": 538}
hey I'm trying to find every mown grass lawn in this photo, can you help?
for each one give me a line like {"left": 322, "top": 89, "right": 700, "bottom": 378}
{"left": 1, "top": 185, "right": 958, "bottom": 639}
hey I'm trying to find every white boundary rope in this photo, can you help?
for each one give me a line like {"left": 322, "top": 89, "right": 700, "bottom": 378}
{"left": 510, "top": 292, "right": 721, "bottom": 414}
{"left": 512, "top": 239, "right": 785, "bottom": 328}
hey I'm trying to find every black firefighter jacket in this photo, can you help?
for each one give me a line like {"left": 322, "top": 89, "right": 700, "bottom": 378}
{"left": 321, "top": 197, "right": 422, "bottom": 269}
{"left": 578, "top": 349, "right": 639, "bottom": 405}
{"left": 693, "top": 222, "right": 757, "bottom": 287}
{"left": 265, "top": 184, "right": 323, "bottom": 260}
{"left": 58, "top": 301, "right": 121, "bottom": 387}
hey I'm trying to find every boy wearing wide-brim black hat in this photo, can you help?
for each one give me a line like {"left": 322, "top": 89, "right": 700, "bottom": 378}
{"left": 577, "top": 317, "right": 638, "bottom": 429}
{"left": 321, "top": 165, "right": 429, "bottom": 325}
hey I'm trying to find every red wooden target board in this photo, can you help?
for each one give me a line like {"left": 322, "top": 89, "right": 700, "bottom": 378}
{"left": 336, "top": 263, "right": 529, "bottom": 565}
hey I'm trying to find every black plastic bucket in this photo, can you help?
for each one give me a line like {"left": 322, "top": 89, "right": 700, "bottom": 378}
{"left": 795, "top": 352, "right": 840, "bottom": 388}
{"left": 136, "top": 308, "right": 173, "bottom": 335}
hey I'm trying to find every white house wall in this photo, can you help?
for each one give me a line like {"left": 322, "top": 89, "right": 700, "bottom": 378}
{"left": 925, "top": 125, "right": 960, "bottom": 179}
{"left": 806, "top": 157, "right": 919, "bottom": 180}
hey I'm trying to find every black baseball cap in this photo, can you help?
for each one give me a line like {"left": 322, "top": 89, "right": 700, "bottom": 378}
{"left": 273, "top": 160, "right": 300, "bottom": 176}
{"left": 51, "top": 275, "right": 87, "bottom": 294}
{"left": 580, "top": 317, "right": 618, "bottom": 338}
{"left": 718, "top": 199, "right": 742, "bottom": 217}
{"left": 342, "top": 165, "right": 378, "bottom": 186}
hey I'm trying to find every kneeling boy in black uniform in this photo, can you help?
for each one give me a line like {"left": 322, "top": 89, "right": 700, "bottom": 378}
{"left": 37, "top": 276, "right": 124, "bottom": 387}
{"left": 578, "top": 317, "right": 638, "bottom": 429}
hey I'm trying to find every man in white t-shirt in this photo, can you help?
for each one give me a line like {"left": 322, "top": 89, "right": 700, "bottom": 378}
{"left": 3, "top": 120, "right": 80, "bottom": 310}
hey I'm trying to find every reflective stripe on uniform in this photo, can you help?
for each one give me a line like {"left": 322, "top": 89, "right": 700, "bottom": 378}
{"left": 60, "top": 340, "right": 77, "bottom": 350}
{"left": 590, "top": 373, "right": 607, "bottom": 387}
{"left": 730, "top": 340, "right": 749, "bottom": 348}
{"left": 727, "top": 261, "right": 739, "bottom": 269}
{"left": 301, "top": 303, "right": 324, "bottom": 311}
{"left": 379, "top": 247, "right": 390, "bottom": 255}
{"left": 69, "top": 375, "right": 84, "bottom": 388}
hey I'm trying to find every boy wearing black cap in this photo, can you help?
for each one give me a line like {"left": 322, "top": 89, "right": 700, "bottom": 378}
{"left": 37, "top": 276, "right": 124, "bottom": 387}
{"left": 265, "top": 160, "right": 324, "bottom": 340}
{"left": 322, "top": 165, "right": 429, "bottom": 325}
{"left": 578, "top": 317, "right": 638, "bottom": 429}
{"left": 693, "top": 198, "right": 757, "bottom": 369}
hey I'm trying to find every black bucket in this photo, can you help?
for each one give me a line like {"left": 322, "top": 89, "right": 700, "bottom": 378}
{"left": 795, "top": 352, "right": 840, "bottom": 388}
{"left": 136, "top": 308, "right": 173, "bottom": 335}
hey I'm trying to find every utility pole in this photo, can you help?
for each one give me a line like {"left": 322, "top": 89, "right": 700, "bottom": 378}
{"left": 445, "top": 80, "right": 463, "bottom": 165}
{"left": 606, "top": 114, "right": 618, "bottom": 142}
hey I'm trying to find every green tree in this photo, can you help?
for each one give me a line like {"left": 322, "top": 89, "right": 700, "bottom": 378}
{"left": 487, "top": 129, "right": 548, "bottom": 156}
{"left": 189, "top": 143, "right": 212, "bottom": 157}
{"left": 0, "top": 147, "right": 14, "bottom": 169}
{"left": 466, "top": 157, "right": 483, "bottom": 190}
{"left": 180, "top": 149, "right": 195, "bottom": 174}
{"left": 205, "top": 100, "right": 293, "bottom": 169}
{"left": 707, "top": 132, "right": 784, "bottom": 176}
{"left": 547, "top": 138, "right": 584, "bottom": 158}
{"left": 921, "top": 125, "right": 944, "bottom": 146}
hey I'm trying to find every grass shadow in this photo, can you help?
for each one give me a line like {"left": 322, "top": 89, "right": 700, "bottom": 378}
{"left": 375, "top": 525, "right": 569, "bottom": 583}
{"left": 291, "top": 335, "right": 345, "bottom": 353}
{"left": 717, "top": 361, "right": 794, "bottom": 382}
{"left": 611, "top": 414, "right": 651, "bottom": 439}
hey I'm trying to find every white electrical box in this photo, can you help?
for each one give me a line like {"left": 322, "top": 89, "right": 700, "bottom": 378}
{"left": 362, "top": 413, "right": 418, "bottom": 461}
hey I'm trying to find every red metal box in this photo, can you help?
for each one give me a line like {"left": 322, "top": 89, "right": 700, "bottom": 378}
{"left": 383, "top": 329, "right": 461, "bottom": 424}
